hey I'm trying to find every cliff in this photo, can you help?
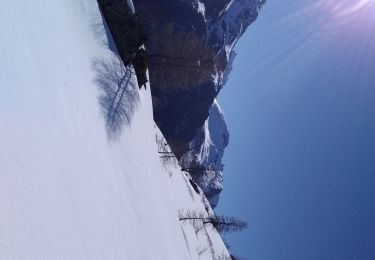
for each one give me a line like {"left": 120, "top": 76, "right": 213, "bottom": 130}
{"left": 133, "top": 0, "right": 265, "bottom": 206}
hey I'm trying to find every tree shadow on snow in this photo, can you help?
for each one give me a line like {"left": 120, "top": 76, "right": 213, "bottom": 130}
{"left": 91, "top": 10, "right": 118, "bottom": 54}
{"left": 92, "top": 55, "right": 139, "bottom": 139}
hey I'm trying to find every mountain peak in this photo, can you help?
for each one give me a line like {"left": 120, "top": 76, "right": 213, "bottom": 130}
{"left": 132, "top": 0, "right": 265, "bottom": 206}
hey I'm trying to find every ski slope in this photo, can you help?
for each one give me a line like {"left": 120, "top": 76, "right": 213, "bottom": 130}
{"left": 0, "top": 0, "right": 229, "bottom": 259}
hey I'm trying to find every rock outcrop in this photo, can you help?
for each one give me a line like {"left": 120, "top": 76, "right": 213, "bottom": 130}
{"left": 133, "top": 0, "right": 265, "bottom": 206}
{"left": 102, "top": 0, "right": 265, "bottom": 206}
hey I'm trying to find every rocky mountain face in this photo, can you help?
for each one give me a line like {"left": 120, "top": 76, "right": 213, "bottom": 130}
{"left": 132, "top": 0, "right": 265, "bottom": 206}
{"left": 180, "top": 100, "right": 229, "bottom": 208}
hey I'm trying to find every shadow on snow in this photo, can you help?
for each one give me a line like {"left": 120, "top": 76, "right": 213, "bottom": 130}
{"left": 92, "top": 55, "right": 139, "bottom": 139}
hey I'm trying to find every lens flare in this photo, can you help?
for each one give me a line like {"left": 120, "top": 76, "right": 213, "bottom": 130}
{"left": 251, "top": 0, "right": 375, "bottom": 83}
{"left": 316, "top": 0, "right": 374, "bottom": 21}
{"left": 337, "top": 0, "right": 370, "bottom": 16}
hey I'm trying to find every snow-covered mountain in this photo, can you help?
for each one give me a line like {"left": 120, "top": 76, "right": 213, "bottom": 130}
{"left": 181, "top": 100, "right": 229, "bottom": 207}
{"left": 0, "top": 0, "right": 230, "bottom": 259}
{"left": 132, "top": 0, "right": 265, "bottom": 206}
{"left": 206, "top": 0, "right": 266, "bottom": 63}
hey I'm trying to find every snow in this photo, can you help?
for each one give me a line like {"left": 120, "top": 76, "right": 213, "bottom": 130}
{"left": 181, "top": 100, "right": 229, "bottom": 208}
{"left": 0, "top": 0, "right": 228, "bottom": 259}
{"left": 208, "top": 0, "right": 264, "bottom": 64}
{"left": 197, "top": 1, "right": 206, "bottom": 18}
{"left": 127, "top": 0, "right": 135, "bottom": 13}
{"left": 197, "top": 100, "right": 229, "bottom": 169}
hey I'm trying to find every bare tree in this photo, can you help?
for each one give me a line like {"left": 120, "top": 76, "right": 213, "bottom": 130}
{"left": 155, "top": 131, "right": 178, "bottom": 176}
{"left": 179, "top": 210, "right": 248, "bottom": 234}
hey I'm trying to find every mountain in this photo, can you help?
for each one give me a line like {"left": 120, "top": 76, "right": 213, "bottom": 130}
{"left": 133, "top": 0, "right": 266, "bottom": 206}
{"left": 0, "top": 0, "right": 230, "bottom": 258}
{"left": 180, "top": 100, "right": 229, "bottom": 208}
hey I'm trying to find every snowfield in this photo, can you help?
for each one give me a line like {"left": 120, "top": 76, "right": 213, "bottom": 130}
{"left": 0, "top": 0, "right": 229, "bottom": 259}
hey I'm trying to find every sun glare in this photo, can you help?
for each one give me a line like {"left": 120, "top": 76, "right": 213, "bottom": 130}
{"left": 310, "top": 0, "right": 375, "bottom": 40}
{"left": 257, "top": 0, "right": 375, "bottom": 77}
{"left": 317, "top": 0, "right": 374, "bottom": 20}
{"left": 337, "top": 0, "right": 370, "bottom": 16}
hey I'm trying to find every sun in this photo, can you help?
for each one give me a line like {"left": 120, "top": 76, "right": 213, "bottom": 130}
{"left": 335, "top": 0, "right": 372, "bottom": 17}
{"left": 310, "top": 0, "right": 375, "bottom": 35}
{"left": 317, "top": 0, "right": 374, "bottom": 19}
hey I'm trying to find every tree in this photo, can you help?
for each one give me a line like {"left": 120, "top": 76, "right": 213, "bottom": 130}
{"left": 179, "top": 210, "right": 248, "bottom": 234}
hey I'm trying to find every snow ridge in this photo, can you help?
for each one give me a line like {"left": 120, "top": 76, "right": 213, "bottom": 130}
{"left": 184, "top": 0, "right": 265, "bottom": 206}
{"left": 181, "top": 100, "right": 229, "bottom": 207}
{"left": 208, "top": 0, "right": 265, "bottom": 61}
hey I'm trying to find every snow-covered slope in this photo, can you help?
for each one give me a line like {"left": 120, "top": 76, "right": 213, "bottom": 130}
{"left": 0, "top": 1, "right": 228, "bottom": 259}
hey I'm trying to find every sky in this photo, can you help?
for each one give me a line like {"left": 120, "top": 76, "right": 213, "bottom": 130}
{"left": 217, "top": 0, "right": 375, "bottom": 259}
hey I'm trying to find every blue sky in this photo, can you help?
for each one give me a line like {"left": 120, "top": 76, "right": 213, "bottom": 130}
{"left": 217, "top": 0, "right": 375, "bottom": 259}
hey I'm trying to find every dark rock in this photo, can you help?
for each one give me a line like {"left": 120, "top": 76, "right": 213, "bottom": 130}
{"left": 100, "top": 0, "right": 266, "bottom": 207}
{"left": 132, "top": 0, "right": 265, "bottom": 206}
